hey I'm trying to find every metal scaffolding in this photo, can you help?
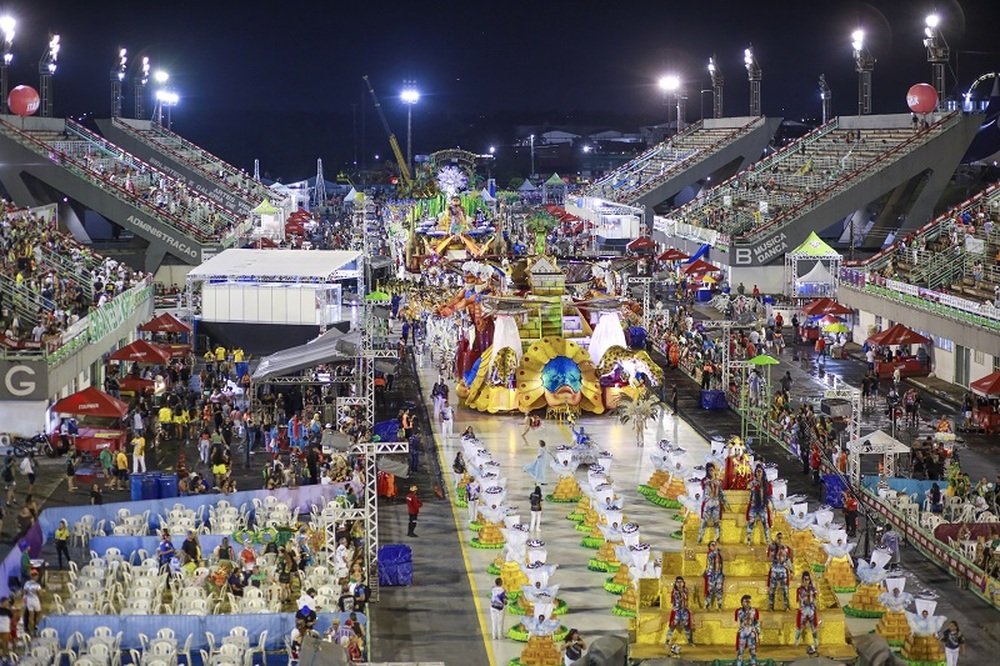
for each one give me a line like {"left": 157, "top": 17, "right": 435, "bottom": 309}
{"left": 628, "top": 276, "right": 652, "bottom": 330}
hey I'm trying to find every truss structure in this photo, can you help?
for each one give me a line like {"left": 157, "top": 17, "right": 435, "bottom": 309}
{"left": 627, "top": 276, "right": 653, "bottom": 330}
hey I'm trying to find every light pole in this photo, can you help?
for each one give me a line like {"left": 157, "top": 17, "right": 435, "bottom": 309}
{"left": 658, "top": 75, "right": 683, "bottom": 135}
{"left": 0, "top": 16, "right": 15, "bottom": 115}
{"left": 819, "top": 73, "right": 832, "bottom": 124}
{"left": 155, "top": 90, "right": 179, "bottom": 130}
{"left": 708, "top": 56, "right": 724, "bottom": 119}
{"left": 38, "top": 33, "right": 59, "bottom": 118}
{"left": 852, "top": 29, "right": 875, "bottom": 115}
{"left": 400, "top": 82, "right": 419, "bottom": 175}
{"left": 111, "top": 47, "right": 127, "bottom": 118}
{"left": 529, "top": 134, "right": 535, "bottom": 178}
{"left": 923, "top": 13, "right": 949, "bottom": 110}
{"left": 153, "top": 70, "right": 169, "bottom": 125}
{"left": 744, "top": 47, "right": 762, "bottom": 116}
{"left": 134, "top": 56, "right": 150, "bottom": 120}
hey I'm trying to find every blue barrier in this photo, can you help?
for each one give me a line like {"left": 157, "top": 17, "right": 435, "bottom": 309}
{"left": 861, "top": 475, "right": 939, "bottom": 500}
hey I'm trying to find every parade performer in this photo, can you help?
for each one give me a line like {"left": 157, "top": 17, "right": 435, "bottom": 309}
{"left": 548, "top": 447, "right": 582, "bottom": 502}
{"left": 735, "top": 594, "right": 760, "bottom": 666}
{"left": 746, "top": 465, "right": 772, "bottom": 544}
{"left": 876, "top": 578, "right": 914, "bottom": 645}
{"left": 703, "top": 540, "right": 725, "bottom": 611}
{"left": 903, "top": 599, "right": 947, "bottom": 665}
{"left": 766, "top": 532, "right": 794, "bottom": 567}
{"left": 698, "top": 462, "right": 730, "bottom": 543}
{"left": 724, "top": 437, "right": 754, "bottom": 490}
{"left": 524, "top": 440, "right": 552, "bottom": 485}
{"left": 821, "top": 529, "right": 857, "bottom": 590}
{"left": 794, "top": 571, "right": 819, "bottom": 654}
{"left": 767, "top": 545, "right": 793, "bottom": 611}
{"left": 665, "top": 576, "right": 694, "bottom": 653}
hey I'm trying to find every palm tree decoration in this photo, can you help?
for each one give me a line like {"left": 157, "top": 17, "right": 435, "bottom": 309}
{"left": 616, "top": 392, "right": 661, "bottom": 447}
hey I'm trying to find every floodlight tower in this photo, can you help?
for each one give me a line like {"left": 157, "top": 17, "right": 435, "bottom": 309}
{"left": 111, "top": 47, "right": 127, "bottom": 118}
{"left": 152, "top": 70, "right": 169, "bottom": 124}
{"left": 0, "top": 16, "right": 15, "bottom": 114}
{"left": 744, "top": 46, "right": 762, "bottom": 116}
{"left": 134, "top": 56, "right": 150, "bottom": 120}
{"left": 819, "top": 73, "right": 832, "bottom": 124}
{"left": 852, "top": 29, "right": 875, "bottom": 115}
{"left": 658, "top": 75, "right": 684, "bottom": 134}
{"left": 923, "top": 13, "right": 949, "bottom": 110}
{"left": 38, "top": 34, "right": 59, "bottom": 117}
{"left": 401, "top": 81, "right": 419, "bottom": 175}
{"left": 708, "top": 56, "right": 724, "bottom": 119}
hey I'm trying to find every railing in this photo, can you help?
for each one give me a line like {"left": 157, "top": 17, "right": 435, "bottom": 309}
{"left": 0, "top": 277, "right": 154, "bottom": 367}
{"left": 840, "top": 267, "right": 1000, "bottom": 332}
{"left": 590, "top": 120, "right": 706, "bottom": 189}
{"left": 36, "top": 249, "right": 96, "bottom": 303}
{"left": 0, "top": 118, "right": 219, "bottom": 244}
{"left": 0, "top": 276, "right": 49, "bottom": 328}
{"left": 740, "top": 112, "right": 961, "bottom": 242}
{"left": 111, "top": 117, "right": 282, "bottom": 212}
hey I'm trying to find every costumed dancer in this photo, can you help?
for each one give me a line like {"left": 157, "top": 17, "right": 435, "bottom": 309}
{"left": 903, "top": 599, "right": 947, "bottom": 665}
{"left": 724, "top": 437, "right": 754, "bottom": 490}
{"left": 876, "top": 578, "right": 914, "bottom": 645}
{"left": 665, "top": 576, "right": 694, "bottom": 653}
{"left": 850, "top": 548, "right": 892, "bottom": 615}
{"left": 746, "top": 464, "right": 772, "bottom": 544}
{"left": 698, "top": 462, "right": 730, "bottom": 543}
{"left": 794, "top": 571, "right": 819, "bottom": 654}
{"left": 735, "top": 594, "right": 760, "bottom": 666}
{"left": 703, "top": 540, "right": 725, "bottom": 611}
{"left": 821, "top": 529, "right": 857, "bottom": 590}
{"left": 767, "top": 545, "right": 793, "bottom": 611}
{"left": 524, "top": 440, "right": 552, "bottom": 485}
{"left": 548, "top": 447, "right": 581, "bottom": 502}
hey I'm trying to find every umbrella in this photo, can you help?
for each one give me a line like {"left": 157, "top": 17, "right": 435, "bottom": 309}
{"left": 701, "top": 275, "right": 717, "bottom": 284}
{"left": 682, "top": 259, "right": 720, "bottom": 275}
{"left": 971, "top": 370, "right": 1000, "bottom": 398}
{"left": 867, "top": 323, "right": 931, "bottom": 346}
{"left": 822, "top": 322, "right": 850, "bottom": 334}
{"left": 656, "top": 248, "right": 689, "bottom": 262}
{"left": 365, "top": 291, "right": 391, "bottom": 302}
{"left": 626, "top": 236, "right": 656, "bottom": 252}
{"left": 801, "top": 297, "right": 853, "bottom": 316}
{"left": 747, "top": 354, "right": 780, "bottom": 366}
{"left": 814, "top": 314, "right": 842, "bottom": 326}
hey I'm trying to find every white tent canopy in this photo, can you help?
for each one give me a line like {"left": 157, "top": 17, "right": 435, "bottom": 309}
{"left": 798, "top": 260, "right": 835, "bottom": 283}
{"left": 252, "top": 329, "right": 360, "bottom": 382}
{"left": 186, "top": 249, "right": 362, "bottom": 283}
{"left": 845, "top": 429, "right": 910, "bottom": 483}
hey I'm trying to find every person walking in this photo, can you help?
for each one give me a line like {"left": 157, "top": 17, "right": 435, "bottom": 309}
{"left": 114, "top": 448, "right": 129, "bottom": 490}
{"left": 670, "top": 384, "right": 679, "bottom": 416}
{"left": 439, "top": 400, "right": 454, "bottom": 439}
{"left": 529, "top": 485, "right": 543, "bottom": 533}
{"left": 19, "top": 454, "right": 36, "bottom": 496}
{"left": 561, "top": 628, "right": 587, "bottom": 666}
{"left": 406, "top": 485, "right": 423, "bottom": 537}
{"left": 940, "top": 620, "right": 965, "bottom": 666}
{"left": 131, "top": 431, "right": 147, "bottom": 474}
{"left": 54, "top": 519, "right": 72, "bottom": 569}
{"left": 524, "top": 440, "right": 551, "bottom": 485}
{"left": 489, "top": 577, "right": 507, "bottom": 640}
{"left": 65, "top": 452, "right": 77, "bottom": 492}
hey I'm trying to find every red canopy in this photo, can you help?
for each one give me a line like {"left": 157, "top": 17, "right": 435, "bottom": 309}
{"left": 971, "top": 371, "right": 1000, "bottom": 398}
{"left": 140, "top": 312, "right": 191, "bottom": 333}
{"left": 801, "top": 298, "right": 853, "bottom": 316}
{"left": 51, "top": 386, "right": 128, "bottom": 418}
{"left": 656, "top": 248, "right": 690, "bottom": 261}
{"left": 626, "top": 236, "right": 656, "bottom": 252}
{"left": 867, "top": 323, "right": 931, "bottom": 346}
{"left": 682, "top": 259, "right": 721, "bottom": 275}
{"left": 109, "top": 339, "right": 171, "bottom": 364}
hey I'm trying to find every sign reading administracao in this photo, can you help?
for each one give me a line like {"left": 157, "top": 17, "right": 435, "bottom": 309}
{"left": 732, "top": 231, "right": 789, "bottom": 266}
{"left": 125, "top": 214, "right": 200, "bottom": 260}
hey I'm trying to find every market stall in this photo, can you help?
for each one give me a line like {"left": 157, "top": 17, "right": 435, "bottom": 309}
{"left": 109, "top": 339, "right": 172, "bottom": 397}
{"left": 970, "top": 370, "right": 1000, "bottom": 434}
{"left": 867, "top": 324, "right": 932, "bottom": 379}
{"left": 784, "top": 231, "right": 841, "bottom": 298}
{"left": 49, "top": 387, "right": 128, "bottom": 456}
{"left": 139, "top": 312, "right": 192, "bottom": 358}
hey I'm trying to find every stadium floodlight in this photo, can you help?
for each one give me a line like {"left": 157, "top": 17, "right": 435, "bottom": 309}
{"left": 658, "top": 75, "right": 680, "bottom": 92}
{"left": 852, "top": 27, "right": 876, "bottom": 115}
{"left": 154, "top": 70, "right": 169, "bottom": 84}
{"left": 922, "top": 13, "right": 948, "bottom": 109}
{"left": 658, "top": 75, "right": 685, "bottom": 134}
{"left": 110, "top": 47, "right": 128, "bottom": 118}
{"left": 0, "top": 15, "right": 14, "bottom": 113}
{"left": 708, "top": 55, "right": 724, "bottom": 118}
{"left": 38, "top": 34, "right": 60, "bottom": 117}
{"left": 743, "top": 46, "right": 762, "bottom": 116}
{"left": 401, "top": 81, "right": 419, "bottom": 173}
{"left": 134, "top": 55, "right": 151, "bottom": 120}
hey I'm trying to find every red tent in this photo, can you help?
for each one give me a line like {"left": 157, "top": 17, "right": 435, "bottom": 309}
{"left": 682, "top": 259, "right": 720, "bottom": 275}
{"left": 109, "top": 339, "right": 171, "bottom": 364}
{"left": 656, "top": 248, "right": 690, "bottom": 261}
{"left": 971, "top": 371, "right": 1000, "bottom": 398}
{"left": 51, "top": 386, "right": 128, "bottom": 418}
{"left": 801, "top": 298, "right": 853, "bottom": 316}
{"left": 626, "top": 237, "right": 656, "bottom": 252}
{"left": 867, "top": 323, "right": 931, "bottom": 346}
{"left": 140, "top": 312, "right": 191, "bottom": 333}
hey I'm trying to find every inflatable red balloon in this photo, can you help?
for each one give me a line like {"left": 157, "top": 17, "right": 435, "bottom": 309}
{"left": 907, "top": 83, "right": 938, "bottom": 115}
{"left": 7, "top": 85, "right": 40, "bottom": 117}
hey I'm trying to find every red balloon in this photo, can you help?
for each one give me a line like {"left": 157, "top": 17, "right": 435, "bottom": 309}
{"left": 7, "top": 85, "right": 40, "bottom": 117}
{"left": 906, "top": 83, "right": 938, "bottom": 115}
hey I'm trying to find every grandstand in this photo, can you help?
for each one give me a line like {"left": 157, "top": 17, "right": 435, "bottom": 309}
{"left": 652, "top": 112, "right": 982, "bottom": 269}
{"left": 97, "top": 117, "right": 287, "bottom": 218}
{"left": 0, "top": 115, "right": 249, "bottom": 273}
{"left": 584, "top": 116, "right": 780, "bottom": 215}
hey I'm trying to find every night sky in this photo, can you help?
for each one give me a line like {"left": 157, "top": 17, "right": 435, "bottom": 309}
{"left": 9, "top": 0, "right": 1000, "bottom": 179}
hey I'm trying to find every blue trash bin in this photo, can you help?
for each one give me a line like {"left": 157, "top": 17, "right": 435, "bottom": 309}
{"left": 158, "top": 474, "right": 178, "bottom": 499}
{"left": 140, "top": 475, "right": 157, "bottom": 501}
{"left": 130, "top": 474, "right": 145, "bottom": 502}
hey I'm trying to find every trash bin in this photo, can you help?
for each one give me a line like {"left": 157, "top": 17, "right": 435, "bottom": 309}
{"left": 140, "top": 475, "right": 157, "bottom": 501}
{"left": 157, "top": 474, "right": 178, "bottom": 499}
{"left": 130, "top": 474, "right": 145, "bottom": 502}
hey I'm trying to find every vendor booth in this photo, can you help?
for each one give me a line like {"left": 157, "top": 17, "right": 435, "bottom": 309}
{"left": 49, "top": 387, "right": 127, "bottom": 455}
{"left": 109, "top": 339, "right": 172, "bottom": 397}
{"left": 867, "top": 324, "right": 932, "bottom": 379}
{"left": 139, "top": 312, "right": 192, "bottom": 358}
{"left": 784, "top": 231, "right": 841, "bottom": 298}
{"left": 846, "top": 429, "right": 910, "bottom": 485}
{"left": 970, "top": 370, "right": 1000, "bottom": 434}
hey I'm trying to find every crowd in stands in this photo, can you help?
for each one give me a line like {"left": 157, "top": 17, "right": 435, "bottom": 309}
{"left": 0, "top": 202, "right": 146, "bottom": 349}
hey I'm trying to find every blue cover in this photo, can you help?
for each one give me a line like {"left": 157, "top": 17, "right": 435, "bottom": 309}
{"left": 378, "top": 544, "right": 413, "bottom": 586}
{"left": 699, "top": 390, "right": 727, "bottom": 410}
{"left": 821, "top": 474, "right": 847, "bottom": 508}
{"left": 373, "top": 419, "right": 400, "bottom": 443}
{"left": 628, "top": 327, "right": 646, "bottom": 350}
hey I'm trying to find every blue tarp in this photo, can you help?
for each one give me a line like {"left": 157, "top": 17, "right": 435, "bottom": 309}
{"left": 821, "top": 474, "right": 848, "bottom": 508}
{"left": 373, "top": 419, "right": 400, "bottom": 443}
{"left": 377, "top": 544, "right": 412, "bottom": 586}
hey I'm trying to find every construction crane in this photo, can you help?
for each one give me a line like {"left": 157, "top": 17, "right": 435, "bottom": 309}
{"left": 362, "top": 75, "right": 412, "bottom": 186}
